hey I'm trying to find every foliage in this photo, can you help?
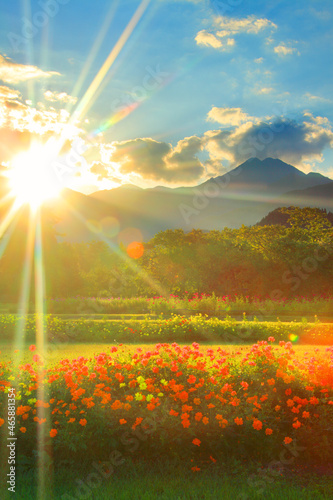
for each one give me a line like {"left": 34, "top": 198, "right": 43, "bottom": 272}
{"left": 0, "top": 313, "right": 333, "bottom": 345}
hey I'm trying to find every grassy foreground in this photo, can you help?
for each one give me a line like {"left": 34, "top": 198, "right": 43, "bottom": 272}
{"left": 1, "top": 458, "right": 332, "bottom": 499}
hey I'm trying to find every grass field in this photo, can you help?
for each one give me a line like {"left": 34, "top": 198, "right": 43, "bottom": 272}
{"left": 2, "top": 457, "right": 333, "bottom": 499}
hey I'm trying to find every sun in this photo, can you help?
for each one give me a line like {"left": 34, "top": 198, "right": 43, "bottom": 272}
{"left": 7, "top": 142, "right": 62, "bottom": 210}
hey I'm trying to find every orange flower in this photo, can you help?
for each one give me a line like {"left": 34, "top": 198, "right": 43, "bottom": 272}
{"left": 29, "top": 345, "right": 36, "bottom": 351}
{"left": 17, "top": 405, "right": 31, "bottom": 415}
{"left": 252, "top": 419, "right": 262, "bottom": 430}
{"left": 202, "top": 417, "right": 209, "bottom": 425}
{"left": 169, "top": 409, "right": 179, "bottom": 417}
{"left": 265, "top": 428, "right": 273, "bottom": 435}
{"left": 79, "top": 419, "right": 87, "bottom": 426}
{"left": 302, "top": 411, "right": 310, "bottom": 419}
{"left": 192, "top": 438, "right": 201, "bottom": 446}
{"left": 20, "top": 427, "right": 26, "bottom": 433}
{"left": 267, "top": 379, "right": 275, "bottom": 385}
{"left": 178, "top": 391, "right": 189, "bottom": 403}
{"left": 287, "top": 399, "right": 294, "bottom": 407}
{"left": 68, "top": 418, "right": 75, "bottom": 423}
{"left": 195, "top": 412, "right": 203, "bottom": 421}
{"left": 275, "top": 405, "right": 281, "bottom": 412}
{"left": 119, "top": 419, "right": 127, "bottom": 425}
{"left": 0, "top": 418, "right": 5, "bottom": 427}
{"left": 191, "top": 466, "right": 200, "bottom": 472}
{"left": 182, "top": 419, "right": 190, "bottom": 428}
{"left": 50, "top": 429, "right": 57, "bottom": 438}
{"left": 132, "top": 417, "right": 143, "bottom": 430}
{"left": 210, "top": 456, "right": 216, "bottom": 463}
{"left": 193, "top": 398, "right": 201, "bottom": 405}
{"left": 292, "top": 420, "right": 301, "bottom": 429}
{"left": 111, "top": 400, "right": 123, "bottom": 410}
{"left": 234, "top": 417, "right": 243, "bottom": 426}
{"left": 284, "top": 437, "right": 292, "bottom": 444}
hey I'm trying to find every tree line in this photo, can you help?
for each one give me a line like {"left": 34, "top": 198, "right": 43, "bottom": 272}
{"left": 0, "top": 207, "right": 332, "bottom": 301}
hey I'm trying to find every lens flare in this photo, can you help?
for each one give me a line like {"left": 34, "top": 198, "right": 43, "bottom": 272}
{"left": 127, "top": 241, "right": 144, "bottom": 259}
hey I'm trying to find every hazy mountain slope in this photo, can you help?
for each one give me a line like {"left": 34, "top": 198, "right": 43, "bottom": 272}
{"left": 46, "top": 157, "right": 333, "bottom": 241}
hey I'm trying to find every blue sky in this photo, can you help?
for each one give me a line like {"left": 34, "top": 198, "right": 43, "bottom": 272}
{"left": 0, "top": 0, "right": 332, "bottom": 192}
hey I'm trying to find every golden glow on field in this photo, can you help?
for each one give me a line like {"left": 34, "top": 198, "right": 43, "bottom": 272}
{"left": 7, "top": 142, "right": 62, "bottom": 211}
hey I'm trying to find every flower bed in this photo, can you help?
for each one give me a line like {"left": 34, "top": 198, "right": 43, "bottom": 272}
{"left": 1, "top": 340, "right": 332, "bottom": 469}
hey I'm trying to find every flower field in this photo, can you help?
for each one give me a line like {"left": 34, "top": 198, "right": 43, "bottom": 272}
{"left": 1, "top": 339, "right": 332, "bottom": 473}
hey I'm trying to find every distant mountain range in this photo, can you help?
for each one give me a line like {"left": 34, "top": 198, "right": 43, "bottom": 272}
{"left": 3, "top": 157, "right": 332, "bottom": 243}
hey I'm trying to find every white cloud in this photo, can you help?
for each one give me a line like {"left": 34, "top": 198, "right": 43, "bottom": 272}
{"left": 195, "top": 30, "right": 235, "bottom": 50}
{"left": 195, "top": 15, "right": 276, "bottom": 51}
{"left": 274, "top": 44, "right": 299, "bottom": 56}
{"left": 0, "top": 85, "right": 21, "bottom": 101}
{"left": 207, "top": 106, "right": 255, "bottom": 127}
{"left": 0, "top": 54, "right": 60, "bottom": 84}
{"left": 195, "top": 30, "right": 222, "bottom": 49}
{"left": 44, "top": 90, "right": 78, "bottom": 105}
{"left": 215, "top": 15, "right": 277, "bottom": 36}
{"left": 254, "top": 57, "right": 264, "bottom": 64}
{"left": 203, "top": 112, "right": 333, "bottom": 170}
{"left": 257, "top": 87, "right": 273, "bottom": 94}
{"left": 303, "top": 93, "right": 331, "bottom": 103}
{"left": 93, "top": 136, "right": 206, "bottom": 185}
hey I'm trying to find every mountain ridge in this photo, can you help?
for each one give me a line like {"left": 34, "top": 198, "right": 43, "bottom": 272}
{"left": 45, "top": 157, "right": 333, "bottom": 242}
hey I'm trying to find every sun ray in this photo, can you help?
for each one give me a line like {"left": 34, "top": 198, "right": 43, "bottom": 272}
{"left": 0, "top": 199, "right": 23, "bottom": 240}
{"left": 34, "top": 208, "right": 52, "bottom": 498}
{"left": 68, "top": 0, "right": 120, "bottom": 107}
{"left": 60, "top": 195, "right": 168, "bottom": 297}
{"left": 12, "top": 208, "right": 36, "bottom": 371}
{"left": 71, "top": 0, "right": 151, "bottom": 125}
